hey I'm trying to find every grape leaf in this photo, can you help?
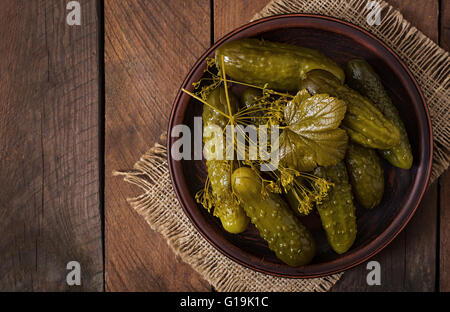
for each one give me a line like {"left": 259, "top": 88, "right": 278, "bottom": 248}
{"left": 279, "top": 90, "right": 348, "bottom": 171}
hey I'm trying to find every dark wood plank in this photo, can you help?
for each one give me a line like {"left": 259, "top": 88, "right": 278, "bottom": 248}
{"left": 0, "top": 0, "right": 103, "bottom": 291}
{"left": 439, "top": 0, "right": 450, "bottom": 292}
{"left": 440, "top": 171, "right": 450, "bottom": 291}
{"left": 214, "top": 0, "right": 269, "bottom": 41}
{"left": 333, "top": 0, "right": 439, "bottom": 292}
{"left": 105, "top": 0, "right": 211, "bottom": 291}
{"left": 441, "top": 0, "right": 450, "bottom": 51}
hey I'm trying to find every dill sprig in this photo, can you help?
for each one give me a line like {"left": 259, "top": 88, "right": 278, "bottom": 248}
{"left": 183, "top": 56, "right": 331, "bottom": 216}
{"left": 286, "top": 174, "right": 333, "bottom": 215}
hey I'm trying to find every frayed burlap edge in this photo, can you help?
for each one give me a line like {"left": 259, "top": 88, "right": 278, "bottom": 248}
{"left": 115, "top": 0, "right": 449, "bottom": 292}
{"left": 253, "top": 0, "right": 449, "bottom": 183}
{"left": 114, "top": 134, "right": 341, "bottom": 292}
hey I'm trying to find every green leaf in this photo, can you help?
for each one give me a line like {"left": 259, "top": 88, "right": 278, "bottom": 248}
{"left": 279, "top": 90, "right": 348, "bottom": 171}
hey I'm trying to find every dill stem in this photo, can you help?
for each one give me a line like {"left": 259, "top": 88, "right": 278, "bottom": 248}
{"left": 181, "top": 88, "right": 230, "bottom": 119}
{"left": 220, "top": 56, "right": 236, "bottom": 153}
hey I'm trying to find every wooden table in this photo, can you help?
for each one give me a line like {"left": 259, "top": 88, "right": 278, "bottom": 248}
{"left": 0, "top": 0, "right": 448, "bottom": 292}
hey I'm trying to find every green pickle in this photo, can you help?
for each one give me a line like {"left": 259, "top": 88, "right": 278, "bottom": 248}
{"left": 241, "top": 87, "right": 262, "bottom": 109}
{"left": 345, "top": 143, "right": 384, "bottom": 209}
{"left": 232, "top": 167, "right": 316, "bottom": 266}
{"left": 346, "top": 59, "right": 413, "bottom": 169}
{"left": 203, "top": 87, "right": 249, "bottom": 234}
{"left": 284, "top": 177, "right": 311, "bottom": 217}
{"left": 286, "top": 186, "right": 307, "bottom": 217}
{"left": 314, "top": 162, "right": 357, "bottom": 254}
{"left": 215, "top": 38, "right": 345, "bottom": 92}
{"left": 299, "top": 69, "right": 401, "bottom": 149}
{"left": 240, "top": 87, "right": 265, "bottom": 125}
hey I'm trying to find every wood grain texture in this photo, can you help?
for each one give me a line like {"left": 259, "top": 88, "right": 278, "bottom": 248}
{"left": 214, "top": 0, "right": 269, "bottom": 41}
{"left": 0, "top": 0, "right": 103, "bottom": 291}
{"left": 441, "top": 0, "right": 450, "bottom": 51}
{"left": 332, "top": 0, "right": 440, "bottom": 292}
{"left": 439, "top": 171, "right": 450, "bottom": 291}
{"left": 104, "top": 0, "right": 211, "bottom": 291}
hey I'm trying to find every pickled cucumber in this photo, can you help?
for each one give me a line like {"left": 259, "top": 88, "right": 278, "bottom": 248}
{"left": 346, "top": 59, "right": 413, "bottom": 169}
{"left": 241, "top": 87, "right": 262, "bottom": 109}
{"left": 232, "top": 167, "right": 316, "bottom": 266}
{"left": 203, "top": 87, "right": 249, "bottom": 234}
{"left": 240, "top": 87, "right": 265, "bottom": 125}
{"left": 215, "top": 38, "right": 345, "bottom": 92}
{"left": 299, "top": 69, "right": 401, "bottom": 149}
{"left": 314, "top": 162, "right": 357, "bottom": 254}
{"left": 345, "top": 143, "right": 384, "bottom": 209}
{"left": 285, "top": 178, "right": 308, "bottom": 217}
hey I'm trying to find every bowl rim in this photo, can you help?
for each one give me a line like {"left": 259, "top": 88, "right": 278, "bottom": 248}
{"left": 167, "top": 13, "right": 433, "bottom": 278}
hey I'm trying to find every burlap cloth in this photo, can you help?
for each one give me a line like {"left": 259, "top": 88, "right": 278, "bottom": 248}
{"left": 114, "top": 0, "right": 449, "bottom": 291}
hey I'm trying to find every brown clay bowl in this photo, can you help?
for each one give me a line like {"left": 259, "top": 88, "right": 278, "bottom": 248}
{"left": 167, "top": 14, "right": 432, "bottom": 278}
